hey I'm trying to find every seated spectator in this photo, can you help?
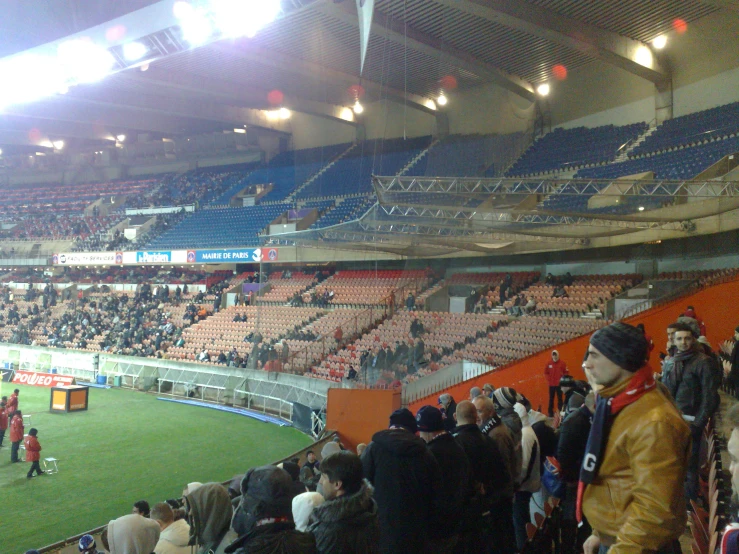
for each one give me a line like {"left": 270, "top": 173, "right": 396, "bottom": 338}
{"left": 229, "top": 466, "right": 317, "bottom": 553}
{"left": 150, "top": 502, "right": 191, "bottom": 554}
{"left": 104, "top": 514, "right": 160, "bottom": 554}
{"left": 77, "top": 534, "right": 100, "bottom": 554}
{"left": 292, "top": 492, "right": 325, "bottom": 532}
{"left": 308, "top": 451, "right": 380, "bottom": 554}
{"left": 183, "top": 483, "right": 235, "bottom": 553}
{"left": 132, "top": 500, "right": 151, "bottom": 518}
{"left": 278, "top": 461, "right": 308, "bottom": 498}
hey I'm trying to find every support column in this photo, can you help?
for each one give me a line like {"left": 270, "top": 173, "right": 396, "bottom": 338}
{"left": 655, "top": 79, "right": 673, "bottom": 124}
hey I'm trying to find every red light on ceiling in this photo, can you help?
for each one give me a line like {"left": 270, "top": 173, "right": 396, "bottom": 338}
{"left": 552, "top": 64, "right": 568, "bottom": 81}
{"left": 348, "top": 84, "right": 365, "bottom": 99}
{"left": 105, "top": 25, "right": 127, "bottom": 42}
{"left": 439, "top": 75, "right": 458, "bottom": 90}
{"left": 28, "top": 128, "right": 42, "bottom": 143}
{"left": 267, "top": 89, "right": 284, "bottom": 106}
{"left": 673, "top": 18, "right": 688, "bottom": 34}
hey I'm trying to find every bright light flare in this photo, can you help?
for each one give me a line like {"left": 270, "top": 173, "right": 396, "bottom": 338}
{"left": 353, "top": 101, "right": 364, "bottom": 114}
{"left": 0, "top": 55, "right": 65, "bottom": 111}
{"left": 536, "top": 83, "right": 550, "bottom": 96}
{"left": 177, "top": 6, "right": 213, "bottom": 46}
{"left": 123, "top": 41, "right": 148, "bottom": 61}
{"left": 652, "top": 35, "right": 667, "bottom": 49}
{"left": 116, "top": 134, "right": 126, "bottom": 142}
{"left": 437, "top": 94, "right": 448, "bottom": 106}
{"left": 634, "top": 45, "right": 653, "bottom": 67}
{"left": 52, "top": 140, "right": 65, "bottom": 150}
{"left": 278, "top": 107, "right": 291, "bottom": 120}
{"left": 212, "top": 0, "right": 282, "bottom": 39}
{"left": 57, "top": 39, "right": 116, "bottom": 84}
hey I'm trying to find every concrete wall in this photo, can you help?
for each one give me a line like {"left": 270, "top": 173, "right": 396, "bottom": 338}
{"left": 446, "top": 84, "right": 537, "bottom": 135}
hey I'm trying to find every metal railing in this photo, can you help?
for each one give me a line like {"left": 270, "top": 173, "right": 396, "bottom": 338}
{"left": 233, "top": 389, "right": 293, "bottom": 422}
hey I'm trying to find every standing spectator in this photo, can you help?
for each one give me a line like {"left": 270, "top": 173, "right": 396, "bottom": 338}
{"left": 472, "top": 395, "right": 517, "bottom": 493}
{"left": 24, "top": 428, "right": 44, "bottom": 479}
{"left": 229, "top": 466, "right": 316, "bottom": 553}
{"left": 9, "top": 409, "right": 24, "bottom": 463}
{"left": 0, "top": 397, "right": 7, "bottom": 447}
{"left": 544, "top": 350, "right": 568, "bottom": 416}
{"left": 438, "top": 393, "right": 457, "bottom": 432}
{"left": 6, "top": 388, "right": 19, "bottom": 414}
{"left": 581, "top": 322, "right": 690, "bottom": 554}
{"left": 183, "top": 483, "right": 236, "bottom": 554}
{"left": 720, "top": 404, "right": 739, "bottom": 553}
{"left": 151, "top": 502, "right": 191, "bottom": 554}
{"left": 361, "top": 408, "right": 443, "bottom": 554}
{"left": 724, "top": 326, "right": 739, "bottom": 398}
{"left": 452, "top": 400, "right": 516, "bottom": 554}
{"left": 512, "top": 405, "right": 541, "bottom": 550}
{"left": 405, "top": 292, "right": 415, "bottom": 310}
{"left": 662, "top": 321, "right": 719, "bottom": 501}
{"left": 557, "top": 393, "right": 595, "bottom": 554}
{"left": 469, "top": 386, "right": 482, "bottom": 401}
{"left": 416, "top": 405, "right": 470, "bottom": 553}
{"left": 104, "top": 514, "right": 161, "bottom": 554}
{"left": 308, "top": 451, "right": 379, "bottom": 554}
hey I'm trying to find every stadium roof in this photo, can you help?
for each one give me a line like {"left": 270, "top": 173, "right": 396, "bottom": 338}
{"left": 0, "top": 0, "right": 726, "bottom": 147}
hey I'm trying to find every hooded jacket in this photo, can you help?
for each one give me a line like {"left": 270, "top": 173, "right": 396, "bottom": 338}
{"left": 425, "top": 431, "right": 471, "bottom": 539}
{"left": 185, "top": 483, "right": 235, "bottom": 554}
{"left": 362, "top": 428, "right": 443, "bottom": 554}
{"left": 155, "top": 519, "right": 192, "bottom": 554}
{"left": 453, "top": 423, "right": 513, "bottom": 504}
{"left": 663, "top": 348, "right": 719, "bottom": 431}
{"left": 24, "top": 434, "right": 41, "bottom": 462}
{"left": 225, "top": 521, "right": 316, "bottom": 554}
{"left": 308, "top": 482, "right": 380, "bottom": 554}
{"left": 582, "top": 377, "right": 690, "bottom": 554}
{"left": 9, "top": 413, "right": 23, "bottom": 442}
{"left": 107, "top": 514, "right": 161, "bottom": 554}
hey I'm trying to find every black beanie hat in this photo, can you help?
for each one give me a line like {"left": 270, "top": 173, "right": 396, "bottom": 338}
{"left": 589, "top": 322, "right": 648, "bottom": 372}
{"left": 389, "top": 408, "right": 418, "bottom": 433}
{"left": 416, "top": 405, "right": 444, "bottom": 432}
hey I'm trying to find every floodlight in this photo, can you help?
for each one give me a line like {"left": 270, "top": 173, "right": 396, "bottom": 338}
{"left": 53, "top": 140, "right": 65, "bottom": 150}
{"left": 634, "top": 45, "right": 653, "bottom": 67}
{"left": 652, "top": 36, "right": 667, "bottom": 50}
{"left": 278, "top": 107, "right": 291, "bottom": 119}
{"left": 353, "top": 101, "right": 364, "bottom": 114}
{"left": 116, "top": 134, "right": 126, "bottom": 142}
{"left": 638, "top": 206, "right": 645, "bottom": 211}
{"left": 178, "top": 8, "right": 213, "bottom": 46}
{"left": 212, "top": 0, "right": 282, "bottom": 39}
{"left": 233, "top": 128, "right": 246, "bottom": 133}
{"left": 437, "top": 94, "right": 448, "bottom": 106}
{"left": 57, "top": 39, "right": 115, "bottom": 84}
{"left": 123, "top": 42, "right": 148, "bottom": 62}
{"left": 0, "top": 148, "right": 3, "bottom": 156}
{"left": 536, "top": 83, "right": 550, "bottom": 96}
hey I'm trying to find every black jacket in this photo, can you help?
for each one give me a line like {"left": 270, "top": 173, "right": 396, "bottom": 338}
{"left": 556, "top": 406, "right": 592, "bottom": 483}
{"left": 730, "top": 339, "right": 739, "bottom": 386}
{"left": 663, "top": 348, "right": 719, "bottom": 431}
{"left": 362, "top": 429, "right": 443, "bottom": 554}
{"left": 426, "top": 432, "right": 471, "bottom": 539}
{"left": 226, "top": 521, "right": 317, "bottom": 554}
{"left": 308, "top": 483, "right": 380, "bottom": 554}
{"left": 453, "top": 423, "right": 513, "bottom": 506}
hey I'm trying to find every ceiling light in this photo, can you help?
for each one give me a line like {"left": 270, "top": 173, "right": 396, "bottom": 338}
{"left": 177, "top": 6, "right": 213, "bottom": 46}
{"left": 278, "top": 107, "right": 291, "bottom": 120}
{"left": 634, "top": 45, "right": 653, "bottom": 67}
{"left": 58, "top": 85, "right": 69, "bottom": 95}
{"left": 652, "top": 35, "right": 667, "bottom": 50}
{"left": 353, "top": 101, "right": 364, "bottom": 115}
{"left": 122, "top": 42, "right": 148, "bottom": 62}
{"left": 53, "top": 140, "right": 64, "bottom": 150}
{"left": 536, "top": 83, "right": 550, "bottom": 96}
{"left": 339, "top": 107, "right": 354, "bottom": 121}
{"left": 437, "top": 93, "right": 448, "bottom": 106}
{"left": 233, "top": 128, "right": 246, "bottom": 133}
{"left": 140, "top": 63, "right": 150, "bottom": 72}
{"left": 638, "top": 206, "right": 645, "bottom": 211}
{"left": 116, "top": 134, "right": 126, "bottom": 142}
{"left": 0, "top": 148, "right": 3, "bottom": 156}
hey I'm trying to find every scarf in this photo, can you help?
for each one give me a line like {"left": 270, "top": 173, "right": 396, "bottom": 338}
{"left": 480, "top": 413, "right": 503, "bottom": 435}
{"left": 576, "top": 364, "right": 655, "bottom": 522}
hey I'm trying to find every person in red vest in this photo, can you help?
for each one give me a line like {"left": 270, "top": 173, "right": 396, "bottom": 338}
{"left": 24, "top": 427, "right": 44, "bottom": 478}
{"left": 6, "top": 388, "right": 19, "bottom": 414}
{"left": 9, "top": 409, "right": 24, "bottom": 463}
{"left": 0, "top": 396, "right": 7, "bottom": 447}
{"left": 544, "top": 350, "right": 568, "bottom": 416}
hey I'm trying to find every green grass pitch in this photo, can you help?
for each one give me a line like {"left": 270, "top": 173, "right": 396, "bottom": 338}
{"left": 0, "top": 383, "right": 313, "bottom": 553}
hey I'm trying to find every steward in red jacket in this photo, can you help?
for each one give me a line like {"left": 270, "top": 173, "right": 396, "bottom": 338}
{"left": 6, "top": 389, "right": 19, "bottom": 414}
{"left": 544, "top": 350, "right": 568, "bottom": 416}
{"left": 9, "top": 410, "right": 24, "bottom": 463}
{"left": 24, "top": 428, "right": 45, "bottom": 478}
{"left": 0, "top": 399, "right": 7, "bottom": 447}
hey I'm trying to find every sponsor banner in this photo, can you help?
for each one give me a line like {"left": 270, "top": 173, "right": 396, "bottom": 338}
{"left": 266, "top": 247, "right": 278, "bottom": 261}
{"left": 1, "top": 368, "right": 14, "bottom": 382}
{"left": 53, "top": 252, "right": 123, "bottom": 266}
{"left": 171, "top": 250, "right": 188, "bottom": 264}
{"left": 12, "top": 370, "right": 75, "bottom": 387}
{"left": 194, "top": 248, "right": 266, "bottom": 263}
{"left": 125, "top": 204, "right": 195, "bottom": 216}
{"left": 135, "top": 251, "right": 172, "bottom": 264}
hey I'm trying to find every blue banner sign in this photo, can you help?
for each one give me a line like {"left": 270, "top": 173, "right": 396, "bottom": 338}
{"left": 192, "top": 248, "right": 264, "bottom": 263}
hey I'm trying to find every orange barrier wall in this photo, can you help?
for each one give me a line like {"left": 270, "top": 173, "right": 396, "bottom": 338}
{"left": 327, "top": 388, "right": 401, "bottom": 450}
{"left": 408, "top": 277, "right": 739, "bottom": 414}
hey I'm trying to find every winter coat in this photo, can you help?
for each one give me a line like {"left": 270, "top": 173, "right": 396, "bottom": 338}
{"left": 426, "top": 432, "right": 471, "bottom": 539}
{"left": 362, "top": 428, "right": 443, "bottom": 554}
{"left": 9, "top": 414, "right": 23, "bottom": 442}
{"left": 544, "top": 359, "right": 568, "bottom": 387}
{"left": 582, "top": 377, "right": 690, "bottom": 554}
{"left": 6, "top": 393, "right": 18, "bottom": 414}
{"left": 155, "top": 519, "right": 192, "bottom": 554}
{"left": 663, "top": 348, "right": 719, "bottom": 431}
{"left": 24, "top": 435, "right": 41, "bottom": 462}
{"left": 0, "top": 407, "right": 7, "bottom": 431}
{"left": 556, "top": 406, "right": 592, "bottom": 483}
{"left": 518, "top": 426, "right": 541, "bottom": 494}
{"left": 498, "top": 407, "right": 523, "bottom": 478}
{"left": 184, "top": 483, "right": 234, "bottom": 554}
{"left": 453, "top": 423, "right": 513, "bottom": 505}
{"left": 226, "top": 521, "right": 316, "bottom": 554}
{"left": 308, "top": 482, "right": 380, "bottom": 554}
{"left": 107, "top": 514, "right": 161, "bottom": 554}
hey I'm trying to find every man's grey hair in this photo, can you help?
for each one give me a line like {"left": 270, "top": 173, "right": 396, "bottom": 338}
{"left": 469, "top": 387, "right": 482, "bottom": 400}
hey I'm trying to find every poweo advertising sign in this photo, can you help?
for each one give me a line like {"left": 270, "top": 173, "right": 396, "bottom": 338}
{"left": 12, "top": 370, "right": 75, "bottom": 387}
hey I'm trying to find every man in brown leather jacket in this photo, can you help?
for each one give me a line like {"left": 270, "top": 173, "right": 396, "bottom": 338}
{"left": 581, "top": 322, "right": 691, "bottom": 554}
